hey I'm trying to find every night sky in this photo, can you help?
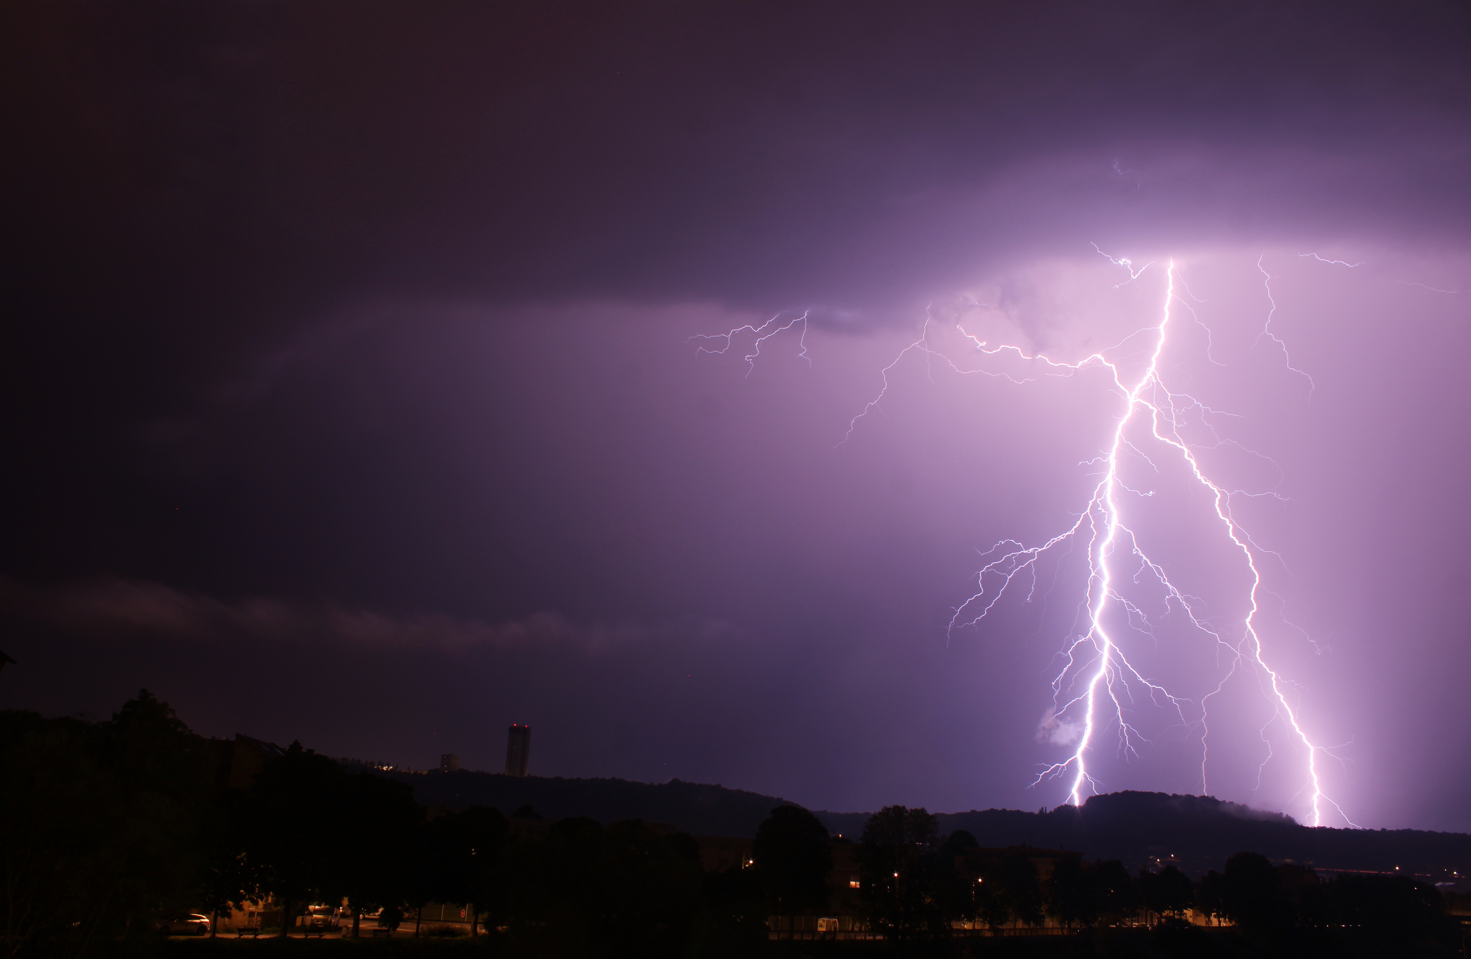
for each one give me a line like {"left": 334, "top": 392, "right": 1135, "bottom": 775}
{"left": 4, "top": 2, "right": 1470, "bottom": 832}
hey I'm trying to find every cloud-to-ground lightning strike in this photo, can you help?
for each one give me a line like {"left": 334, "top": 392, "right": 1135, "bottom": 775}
{"left": 698, "top": 251, "right": 1355, "bottom": 826}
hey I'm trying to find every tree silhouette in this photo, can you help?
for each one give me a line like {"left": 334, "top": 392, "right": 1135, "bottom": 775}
{"left": 425, "top": 806, "right": 507, "bottom": 936}
{"left": 1135, "top": 863, "right": 1193, "bottom": 924}
{"left": 1320, "top": 872, "right": 1459, "bottom": 946}
{"left": 998, "top": 852, "right": 1043, "bottom": 929}
{"left": 500, "top": 817, "right": 702, "bottom": 957}
{"left": 0, "top": 691, "right": 220, "bottom": 956}
{"left": 336, "top": 772, "right": 423, "bottom": 936}
{"left": 690, "top": 861, "right": 767, "bottom": 958}
{"left": 197, "top": 789, "right": 256, "bottom": 938}
{"left": 1044, "top": 856, "right": 1098, "bottom": 929}
{"left": 753, "top": 804, "right": 831, "bottom": 928}
{"left": 972, "top": 861, "right": 1011, "bottom": 934}
{"left": 933, "top": 830, "right": 979, "bottom": 925}
{"left": 1092, "top": 859, "right": 1138, "bottom": 925}
{"left": 1221, "top": 851, "right": 1289, "bottom": 937}
{"left": 1195, "top": 868, "right": 1226, "bottom": 925}
{"left": 857, "top": 805, "right": 953, "bottom": 941}
{"left": 242, "top": 742, "right": 347, "bottom": 936}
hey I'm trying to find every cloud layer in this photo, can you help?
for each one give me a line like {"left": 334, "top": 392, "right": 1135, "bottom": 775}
{"left": 1, "top": 577, "right": 736, "bottom": 655}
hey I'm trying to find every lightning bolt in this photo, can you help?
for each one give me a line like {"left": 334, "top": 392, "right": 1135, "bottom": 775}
{"left": 1258, "top": 256, "right": 1317, "bottom": 395}
{"left": 1297, "top": 253, "right": 1360, "bottom": 269}
{"left": 688, "top": 310, "right": 811, "bottom": 374}
{"left": 697, "top": 250, "right": 1355, "bottom": 827}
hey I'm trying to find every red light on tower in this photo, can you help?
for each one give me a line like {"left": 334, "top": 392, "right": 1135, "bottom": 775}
{"left": 505, "top": 724, "right": 531, "bottom": 777}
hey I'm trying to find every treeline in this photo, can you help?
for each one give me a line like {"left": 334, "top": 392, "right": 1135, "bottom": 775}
{"left": 929, "top": 792, "right": 1471, "bottom": 880}
{"left": 393, "top": 768, "right": 793, "bottom": 839}
{"left": 848, "top": 806, "right": 1463, "bottom": 953}
{"left": 396, "top": 771, "right": 1471, "bottom": 882}
{"left": 2, "top": 693, "right": 1464, "bottom": 959}
{"left": 3, "top": 693, "right": 764, "bottom": 958}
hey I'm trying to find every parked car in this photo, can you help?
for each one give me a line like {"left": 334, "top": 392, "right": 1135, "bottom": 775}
{"left": 304, "top": 905, "right": 341, "bottom": 931}
{"left": 157, "top": 914, "right": 211, "bottom": 936}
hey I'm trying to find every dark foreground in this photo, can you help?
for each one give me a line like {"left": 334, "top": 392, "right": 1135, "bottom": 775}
{"left": 83, "top": 929, "right": 1467, "bottom": 959}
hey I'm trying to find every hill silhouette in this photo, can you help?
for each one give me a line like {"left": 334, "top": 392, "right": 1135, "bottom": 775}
{"left": 934, "top": 792, "right": 1471, "bottom": 879}
{"left": 392, "top": 771, "right": 1471, "bottom": 879}
{"left": 387, "top": 769, "right": 797, "bottom": 836}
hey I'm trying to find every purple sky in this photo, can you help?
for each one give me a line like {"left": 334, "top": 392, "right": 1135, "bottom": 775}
{"left": 4, "top": 1, "right": 1470, "bottom": 831}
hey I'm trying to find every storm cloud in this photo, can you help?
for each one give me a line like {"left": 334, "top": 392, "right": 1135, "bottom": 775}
{"left": 4, "top": 2, "right": 1469, "bottom": 830}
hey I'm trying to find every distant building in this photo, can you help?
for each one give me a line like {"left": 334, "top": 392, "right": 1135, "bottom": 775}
{"left": 440, "top": 753, "right": 460, "bottom": 772}
{"left": 505, "top": 724, "right": 530, "bottom": 777}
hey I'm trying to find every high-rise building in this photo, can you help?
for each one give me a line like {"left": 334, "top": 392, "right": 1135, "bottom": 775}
{"left": 505, "top": 724, "right": 530, "bottom": 777}
{"left": 440, "top": 753, "right": 460, "bottom": 772}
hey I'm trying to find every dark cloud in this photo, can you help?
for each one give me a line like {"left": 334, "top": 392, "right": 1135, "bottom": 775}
{"left": 0, "top": 576, "right": 739, "bottom": 655}
{"left": 6, "top": 4, "right": 1466, "bottom": 430}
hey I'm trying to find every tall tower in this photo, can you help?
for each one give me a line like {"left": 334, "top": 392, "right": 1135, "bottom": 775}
{"left": 505, "top": 724, "right": 530, "bottom": 777}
